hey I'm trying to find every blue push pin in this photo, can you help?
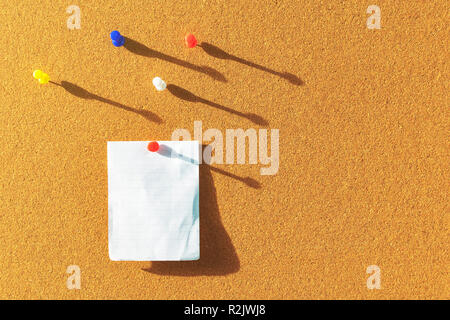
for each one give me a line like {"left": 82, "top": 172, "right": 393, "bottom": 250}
{"left": 110, "top": 30, "right": 125, "bottom": 47}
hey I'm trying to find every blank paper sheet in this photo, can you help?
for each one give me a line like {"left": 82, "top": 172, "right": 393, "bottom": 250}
{"left": 107, "top": 141, "right": 199, "bottom": 261}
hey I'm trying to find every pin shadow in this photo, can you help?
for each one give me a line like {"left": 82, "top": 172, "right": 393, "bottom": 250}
{"left": 50, "top": 81, "right": 162, "bottom": 123}
{"left": 199, "top": 42, "right": 304, "bottom": 86}
{"left": 209, "top": 166, "right": 261, "bottom": 189}
{"left": 143, "top": 144, "right": 261, "bottom": 276}
{"left": 123, "top": 37, "right": 227, "bottom": 83}
{"left": 167, "top": 84, "right": 268, "bottom": 126}
{"left": 158, "top": 144, "right": 261, "bottom": 189}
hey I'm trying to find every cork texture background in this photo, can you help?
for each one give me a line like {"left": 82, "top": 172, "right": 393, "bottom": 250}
{"left": 0, "top": 1, "right": 448, "bottom": 299}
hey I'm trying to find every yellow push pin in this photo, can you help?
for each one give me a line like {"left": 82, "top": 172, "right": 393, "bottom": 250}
{"left": 33, "top": 70, "right": 50, "bottom": 84}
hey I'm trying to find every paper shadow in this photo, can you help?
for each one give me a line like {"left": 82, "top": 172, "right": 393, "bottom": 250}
{"left": 144, "top": 144, "right": 261, "bottom": 276}
{"left": 143, "top": 165, "right": 239, "bottom": 275}
{"left": 199, "top": 42, "right": 304, "bottom": 86}
{"left": 50, "top": 81, "right": 162, "bottom": 123}
{"left": 123, "top": 37, "right": 227, "bottom": 83}
{"left": 167, "top": 84, "right": 268, "bottom": 126}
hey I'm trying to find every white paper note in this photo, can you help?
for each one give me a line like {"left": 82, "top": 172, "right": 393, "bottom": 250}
{"left": 107, "top": 141, "right": 199, "bottom": 261}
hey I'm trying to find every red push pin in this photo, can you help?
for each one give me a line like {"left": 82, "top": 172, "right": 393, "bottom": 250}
{"left": 185, "top": 33, "right": 197, "bottom": 48}
{"left": 147, "top": 141, "right": 160, "bottom": 152}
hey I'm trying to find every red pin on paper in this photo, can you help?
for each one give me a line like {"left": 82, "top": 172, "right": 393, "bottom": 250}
{"left": 185, "top": 33, "right": 197, "bottom": 48}
{"left": 147, "top": 141, "right": 160, "bottom": 152}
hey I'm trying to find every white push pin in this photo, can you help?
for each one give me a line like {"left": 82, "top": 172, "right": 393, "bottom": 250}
{"left": 152, "top": 77, "right": 167, "bottom": 91}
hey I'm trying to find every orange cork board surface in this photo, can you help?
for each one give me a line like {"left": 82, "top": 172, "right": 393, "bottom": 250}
{"left": 0, "top": 1, "right": 448, "bottom": 299}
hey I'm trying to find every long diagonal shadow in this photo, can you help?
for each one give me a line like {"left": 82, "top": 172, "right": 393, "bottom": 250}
{"left": 167, "top": 84, "right": 268, "bottom": 126}
{"left": 199, "top": 42, "right": 304, "bottom": 85}
{"left": 123, "top": 37, "right": 227, "bottom": 83}
{"left": 158, "top": 144, "right": 261, "bottom": 189}
{"left": 50, "top": 81, "right": 162, "bottom": 123}
{"left": 143, "top": 144, "right": 261, "bottom": 276}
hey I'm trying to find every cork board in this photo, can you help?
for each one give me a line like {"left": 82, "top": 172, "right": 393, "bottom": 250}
{"left": 0, "top": 0, "right": 448, "bottom": 299}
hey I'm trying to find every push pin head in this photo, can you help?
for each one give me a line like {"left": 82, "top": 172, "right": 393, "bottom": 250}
{"left": 33, "top": 70, "right": 50, "bottom": 84}
{"left": 185, "top": 33, "right": 197, "bottom": 48}
{"left": 152, "top": 77, "right": 167, "bottom": 91}
{"left": 147, "top": 141, "right": 160, "bottom": 152}
{"left": 110, "top": 30, "right": 125, "bottom": 47}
